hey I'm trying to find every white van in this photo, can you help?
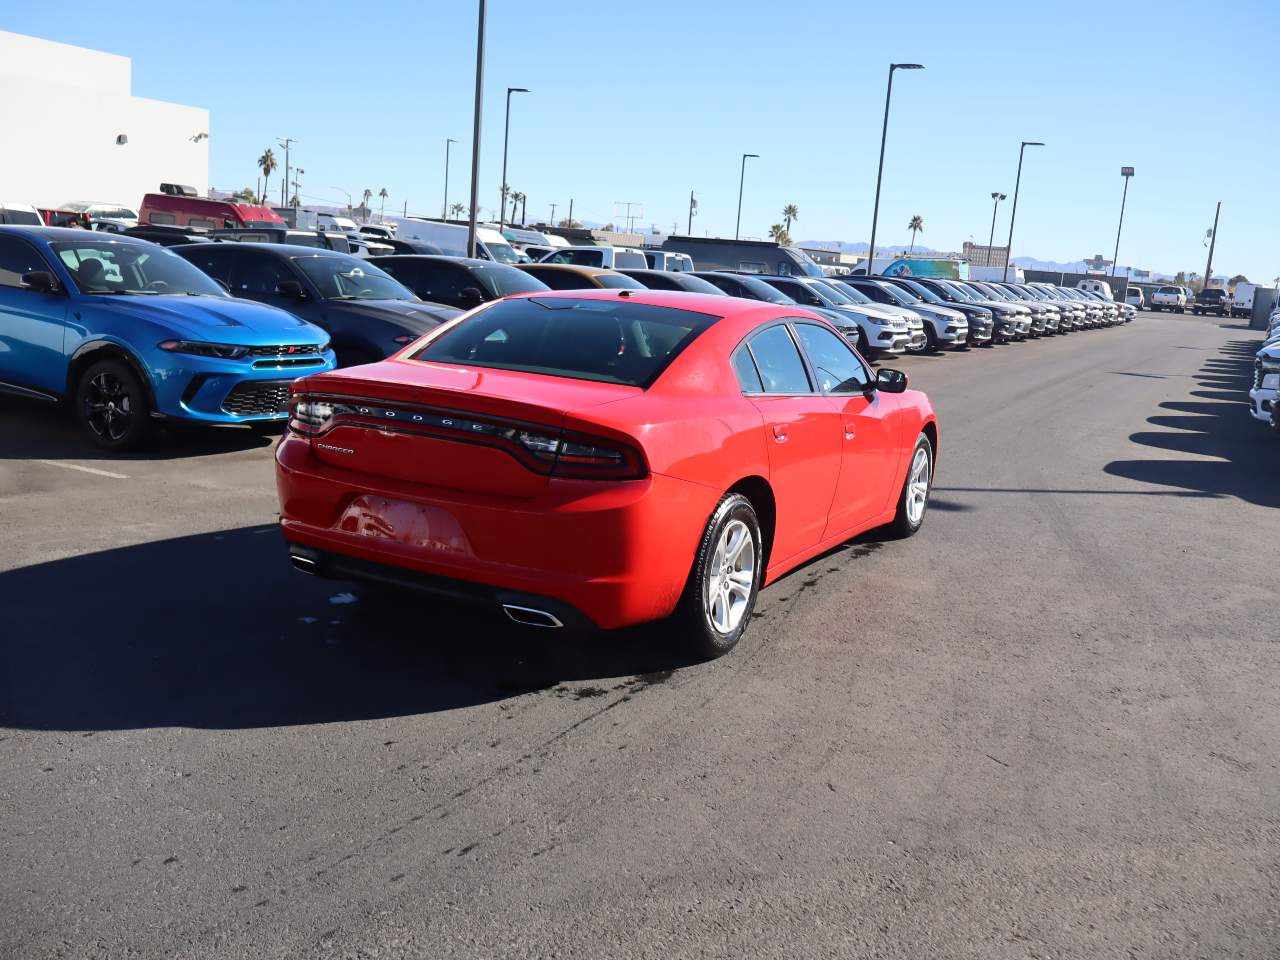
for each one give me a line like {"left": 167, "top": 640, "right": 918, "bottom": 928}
{"left": 1231, "top": 282, "right": 1271, "bottom": 319}
{"left": 397, "top": 219, "right": 519, "bottom": 262}
{"left": 644, "top": 250, "right": 695, "bottom": 272}
{"left": 538, "top": 245, "right": 649, "bottom": 269}
{"left": 1077, "top": 278, "right": 1115, "bottom": 300}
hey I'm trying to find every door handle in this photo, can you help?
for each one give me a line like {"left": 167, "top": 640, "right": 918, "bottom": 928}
{"left": 844, "top": 429, "right": 856, "bottom": 440}
{"left": 772, "top": 424, "right": 788, "bottom": 442}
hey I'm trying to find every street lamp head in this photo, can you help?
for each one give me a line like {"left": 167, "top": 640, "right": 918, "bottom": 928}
{"left": 1022, "top": 141, "right": 1045, "bottom": 147}
{"left": 447, "top": 137, "right": 457, "bottom": 145}
{"left": 992, "top": 192, "right": 1006, "bottom": 200}
{"left": 1121, "top": 166, "right": 1135, "bottom": 177}
{"left": 744, "top": 153, "right": 759, "bottom": 159}
{"left": 509, "top": 86, "right": 530, "bottom": 94}
{"left": 892, "top": 63, "right": 925, "bottom": 70}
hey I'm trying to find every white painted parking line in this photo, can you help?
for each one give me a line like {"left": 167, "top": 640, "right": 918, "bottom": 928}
{"left": 34, "top": 460, "right": 129, "bottom": 480}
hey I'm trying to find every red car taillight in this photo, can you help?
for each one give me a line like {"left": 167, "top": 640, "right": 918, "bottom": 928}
{"left": 288, "top": 395, "right": 646, "bottom": 481}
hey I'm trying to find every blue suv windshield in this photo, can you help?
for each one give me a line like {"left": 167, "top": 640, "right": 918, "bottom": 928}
{"left": 53, "top": 240, "right": 228, "bottom": 296}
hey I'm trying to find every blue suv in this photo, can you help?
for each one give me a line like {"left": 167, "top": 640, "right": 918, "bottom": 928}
{"left": 0, "top": 226, "right": 335, "bottom": 448}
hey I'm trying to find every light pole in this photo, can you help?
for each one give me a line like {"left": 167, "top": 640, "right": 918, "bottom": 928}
{"left": 467, "top": 0, "right": 486, "bottom": 258}
{"left": 1111, "top": 167, "right": 1134, "bottom": 278}
{"left": 1002, "top": 140, "right": 1044, "bottom": 281}
{"left": 986, "top": 192, "right": 1006, "bottom": 267}
{"left": 735, "top": 154, "right": 758, "bottom": 241}
{"left": 442, "top": 138, "right": 456, "bottom": 219}
{"left": 499, "top": 86, "right": 529, "bottom": 231}
{"left": 330, "top": 186, "right": 352, "bottom": 214}
{"left": 277, "top": 137, "right": 296, "bottom": 209}
{"left": 688, "top": 190, "right": 697, "bottom": 234}
{"left": 867, "top": 63, "right": 924, "bottom": 276}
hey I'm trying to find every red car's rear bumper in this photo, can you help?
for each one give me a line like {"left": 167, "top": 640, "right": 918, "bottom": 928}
{"left": 275, "top": 435, "right": 714, "bottom": 629}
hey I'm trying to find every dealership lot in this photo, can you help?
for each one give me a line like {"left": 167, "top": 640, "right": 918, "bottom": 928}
{"left": 2, "top": 312, "right": 1278, "bottom": 957}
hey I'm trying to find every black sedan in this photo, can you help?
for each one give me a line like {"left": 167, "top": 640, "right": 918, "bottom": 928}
{"left": 174, "top": 243, "right": 459, "bottom": 367}
{"left": 368, "top": 255, "right": 548, "bottom": 310}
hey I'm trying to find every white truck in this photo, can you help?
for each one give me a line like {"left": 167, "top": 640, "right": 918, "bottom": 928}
{"left": 969, "top": 264, "right": 1024, "bottom": 283}
{"left": 1150, "top": 285, "right": 1188, "bottom": 312}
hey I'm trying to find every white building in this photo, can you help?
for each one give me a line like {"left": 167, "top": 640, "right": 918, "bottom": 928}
{"left": 0, "top": 30, "right": 209, "bottom": 213}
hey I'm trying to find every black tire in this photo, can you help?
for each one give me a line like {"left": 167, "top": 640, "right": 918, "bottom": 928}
{"left": 924, "top": 324, "right": 939, "bottom": 352}
{"left": 75, "top": 357, "right": 151, "bottom": 450}
{"left": 887, "top": 433, "right": 933, "bottom": 539}
{"left": 675, "top": 493, "right": 763, "bottom": 660}
{"left": 855, "top": 328, "right": 871, "bottom": 357}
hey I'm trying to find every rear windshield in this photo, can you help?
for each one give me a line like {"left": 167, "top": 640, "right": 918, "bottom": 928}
{"left": 413, "top": 296, "right": 717, "bottom": 388}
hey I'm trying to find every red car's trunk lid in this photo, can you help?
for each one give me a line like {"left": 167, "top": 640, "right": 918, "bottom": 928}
{"left": 298, "top": 359, "right": 641, "bottom": 497}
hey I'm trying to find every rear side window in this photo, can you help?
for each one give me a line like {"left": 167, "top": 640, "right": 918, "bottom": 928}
{"left": 179, "top": 247, "right": 236, "bottom": 286}
{"left": 148, "top": 212, "right": 176, "bottom": 225}
{"left": 731, "top": 346, "right": 764, "bottom": 393}
{"left": 596, "top": 273, "right": 645, "bottom": 290}
{"left": 746, "top": 325, "right": 812, "bottom": 394}
{"left": 414, "top": 297, "right": 717, "bottom": 388}
{"left": 793, "top": 322, "right": 870, "bottom": 393}
{"left": 529, "top": 268, "right": 589, "bottom": 291}
{"left": 0, "top": 236, "right": 50, "bottom": 289}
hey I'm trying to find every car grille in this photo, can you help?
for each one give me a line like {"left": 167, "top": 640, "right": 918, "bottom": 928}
{"left": 247, "top": 343, "right": 323, "bottom": 357}
{"left": 222, "top": 380, "right": 293, "bottom": 417}
{"left": 1256, "top": 361, "right": 1263, "bottom": 390}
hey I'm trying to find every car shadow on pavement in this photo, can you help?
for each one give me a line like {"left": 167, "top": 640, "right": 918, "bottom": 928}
{"left": 1104, "top": 338, "right": 1280, "bottom": 507}
{"left": 0, "top": 525, "right": 696, "bottom": 732}
{"left": 0, "top": 397, "right": 275, "bottom": 461}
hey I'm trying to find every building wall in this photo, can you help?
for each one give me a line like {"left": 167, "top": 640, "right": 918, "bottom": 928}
{"left": 0, "top": 31, "right": 208, "bottom": 212}
{"left": 962, "top": 241, "right": 1009, "bottom": 268}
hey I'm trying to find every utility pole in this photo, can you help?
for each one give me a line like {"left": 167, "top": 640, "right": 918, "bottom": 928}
{"left": 549, "top": 203, "right": 557, "bottom": 226}
{"left": 1111, "top": 167, "right": 1135, "bottom": 278}
{"left": 277, "top": 137, "right": 296, "bottom": 209}
{"left": 1203, "top": 201, "right": 1222, "bottom": 290}
{"left": 466, "top": 0, "right": 486, "bottom": 258}
{"left": 567, "top": 198, "right": 573, "bottom": 228}
{"left": 615, "top": 201, "right": 642, "bottom": 234}
{"left": 687, "top": 190, "right": 697, "bottom": 234}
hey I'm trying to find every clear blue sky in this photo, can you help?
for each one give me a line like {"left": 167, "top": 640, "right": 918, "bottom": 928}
{"left": 6, "top": 0, "right": 1278, "bottom": 281}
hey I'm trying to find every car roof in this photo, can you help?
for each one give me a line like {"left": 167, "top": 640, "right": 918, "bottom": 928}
{"left": 172, "top": 241, "right": 352, "bottom": 259}
{"left": 519, "top": 263, "right": 616, "bottom": 277}
{"left": 501, "top": 286, "right": 771, "bottom": 319}
{"left": 0, "top": 224, "right": 152, "bottom": 243}
{"left": 368, "top": 255, "right": 495, "bottom": 269}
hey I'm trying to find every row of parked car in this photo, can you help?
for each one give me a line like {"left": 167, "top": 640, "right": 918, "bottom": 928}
{"left": 1249, "top": 302, "right": 1280, "bottom": 434}
{"left": 0, "top": 220, "right": 1134, "bottom": 450}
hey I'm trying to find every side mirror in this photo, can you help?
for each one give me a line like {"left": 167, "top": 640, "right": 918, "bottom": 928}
{"left": 875, "top": 368, "right": 908, "bottom": 394}
{"left": 275, "top": 280, "right": 307, "bottom": 299}
{"left": 21, "top": 270, "right": 59, "bottom": 293}
{"left": 459, "top": 286, "right": 485, "bottom": 308}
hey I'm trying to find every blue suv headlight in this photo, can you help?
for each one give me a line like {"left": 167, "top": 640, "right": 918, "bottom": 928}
{"left": 158, "top": 340, "right": 251, "bottom": 360}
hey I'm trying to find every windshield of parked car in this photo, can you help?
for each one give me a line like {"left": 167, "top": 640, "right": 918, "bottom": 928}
{"left": 823, "top": 280, "right": 874, "bottom": 304}
{"left": 784, "top": 248, "right": 826, "bottom": 278}
{"left": 414, "top": 297, "right": 717, "bottom": 388}
{"left": 475, "top": 263, "right": 551, "bottom": 298}
{"left": 955, "top": 282, "right": 992, "bottom": 301}
{"left": 701, "top": 273, "right": 795, "bottom": 304}
{"left": 895, "top": 278, "right": 944, "bottom": 304}
{"left": 52, "top": 240, "right": 228, "bottom": 296}
{"left": 293, "top": 255, "right": 416, "bottom": 300}
{"left": 811, "top": 280, "right": 855, "bottom": 305}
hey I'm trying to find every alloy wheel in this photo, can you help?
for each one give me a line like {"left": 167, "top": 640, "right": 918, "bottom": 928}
{"left": 84, "top": 371, "right": 133, "bottom": 441}
{"left": 704, "top": 519, "right": 756, "bottom": 635}
{"left": 906, "top": 446, "right": 931, "bottom": 525}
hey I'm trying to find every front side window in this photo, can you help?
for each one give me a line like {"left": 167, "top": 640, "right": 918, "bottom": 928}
{"left": 53, "top": 241, "right": 227, "bottom": 296}
{"left": 746, "top": 324, "right": 812, "bottom": 395}
{"left": 293, "top": 256, "right": 415, "bottom": 301}
{"left": 233, "top": 253, "right": 294, "bottom": 296}
{"left": 178, "top": 247, "right": 236, "bottom": 286}
{"left": 414, "top": 297, "right": 716, "bottom": 388}
{"left": 768, "top": 279, "right": 820, "bottom": 307}
{"left": 0, "top": 236, "right": 52, "bottom": 290}
{"left": 793, "top": 322, "right": 870, "bottom": 394}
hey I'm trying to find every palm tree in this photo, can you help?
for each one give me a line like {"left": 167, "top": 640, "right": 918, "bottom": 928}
{"left": 257, "top": 149, "right": 277, "bottom": 204}
{"left": 378, "top": 187, "right": 389, "bottom": 223}
{"left": 361, "top": 188, "right": 373, "bottom": 219}
{"left": 449, "top": 202, "right": 465, "bottom": 220}
{"left": 511, "top": 191, "right": 526, "bottom": 225}
{"left": 782, "top": 204, "right": 799, "bottom": 234}
{"left": 768, "top": 223, "right": 790, "bottom": 245}
{"left": 907, "top": 215, "right": 924, "bottom": 253}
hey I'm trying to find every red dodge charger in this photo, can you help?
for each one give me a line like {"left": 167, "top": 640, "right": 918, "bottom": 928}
{"left": 276, "top": 288, "right": 938, "bottom": 657}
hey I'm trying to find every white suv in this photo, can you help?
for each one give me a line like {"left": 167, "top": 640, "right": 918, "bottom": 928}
{"left": 1250, "top": 342, "right": 1280, "bottom": 426}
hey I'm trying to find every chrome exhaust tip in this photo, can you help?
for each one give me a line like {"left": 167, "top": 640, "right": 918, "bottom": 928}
{"left": 501, "top": 604, "right": 563, "bottom": 629}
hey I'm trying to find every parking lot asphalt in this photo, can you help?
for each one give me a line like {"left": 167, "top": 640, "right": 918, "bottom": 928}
{"left": 3, "top": 312, "right": 1278, "bottom": 959}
